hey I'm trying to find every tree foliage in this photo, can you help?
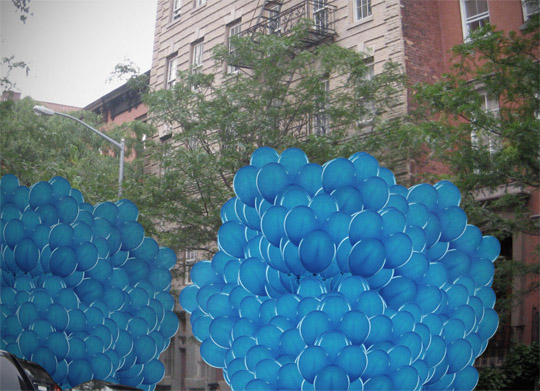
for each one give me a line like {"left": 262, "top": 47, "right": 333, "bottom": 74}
{"left": 408, "top": 18, "right": 540, "bottom": 238}
{"left": 0, "top": 97, "right": 151, "bottom": 210}
{"left": 140, "top": 23, "right": 405, "bottom": 253}
{"left": 404, "top": 17, "right": 540, "bottom": 377}
{"left": 476, "top": 342, "right": 539, "bottom": 390}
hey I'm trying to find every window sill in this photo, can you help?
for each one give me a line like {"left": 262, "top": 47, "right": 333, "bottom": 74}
{"left": 347, "top": 15, "right": 374, "bottom": 30}
{"left": 191, "top": 2, "right": 208, "bottom": 15}
{"left": 168, "top": 16, "right": 182, "bottom": 29}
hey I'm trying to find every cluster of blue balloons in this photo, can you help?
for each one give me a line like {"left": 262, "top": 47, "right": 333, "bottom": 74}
{"left": 179, "top": 147, "right": 500, "bottom": 391}
{"left": 1, "top": 175, "right": 179, "bottom": 390}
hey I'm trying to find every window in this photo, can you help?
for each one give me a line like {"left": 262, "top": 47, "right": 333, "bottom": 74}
{"left": 172, "top": 0, "right": 181, "bottom": 20}
{"left": 184, "top": 250, "right": 197, "bottom": 284}
{"left": 191, "top": 42, "right": 204, "bottom": 73}
{"left": 460, "top": 0, "right": 490, "bottom": 40}
{"left": 314, "top": 79, "right": 330, "bottom": 136}
{"left": 227, "top": 22, "right": 242, "bottom": 74}
{"left": 194, "top": 0, "right": 206, "bottom": 8}
{"left": 166, "top": 55, "right": 178, "bottom": 89}
{"left": 522, "top": 0, "right": 540, "bottom": 21}
{"left": 268, "top": 5, "right": 281, "bottom": 34}
{"left": 355, "top": 0, "right": 372, "bottom": 21}
{"left": 359, "top": 60, "right": 376, "bottom": 125}
{"left": 471, "top": 91, "right": 500, "bottom": 154}
{"left": 313, "top": 0, "right": 329, "bottom": 31}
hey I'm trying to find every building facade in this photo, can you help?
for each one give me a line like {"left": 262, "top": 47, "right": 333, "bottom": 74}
{"left": 84, "top": 71, "right": 150, "bottom": 128}
{"left": 149, "top": 0, "right": 538, "bottom": 389}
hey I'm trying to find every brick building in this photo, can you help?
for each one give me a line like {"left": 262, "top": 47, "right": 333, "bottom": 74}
{"left": 148, "top": 1, "right": 538, "bottom": 389}
{"left": 84, "top": 71, "right": 150, "bottom": 128}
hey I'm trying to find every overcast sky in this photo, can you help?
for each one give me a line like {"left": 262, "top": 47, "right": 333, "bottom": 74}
{"left": 1, "top": 0, "right": 158, "bottom": 107}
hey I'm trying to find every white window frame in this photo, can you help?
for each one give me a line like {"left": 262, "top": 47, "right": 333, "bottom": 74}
{"left": 172, "top": 0, "right": 181, "bottom": 20}
{"left": 314, "top": 79, "right": 330, "bottom": 136}
{"left": 268, "top": 5, "right": 281, "bottom": 34}
{"left": 194, "top": 0, "right": 206, "bottom": 8}
{"left": 459, "top": 0, "right": 490, "bottom": 41}
{"left": 471, "top": 90, "right": 500, "bottom": 154}
{"left": 522, "top": 0, "right": 540, "bottom": 21}
{"left": 355, "top": 0, "right": 372, "bottom": 21}
{"left": 184, "top": 250, "right": 197, "bottom": 285}
{"left": 166, "top": 55, "right": 178, "bottom": 90}
{"left": 227, "top": 22, "right": 242, "bottom": 74}
{"left": 191, "top": 42, "right": 204, "bottom": 73}
{"left": 313, "top": 0, "right": 329, "bottom": 32}
{"left": 358, "top": 60, "right": 376, "bottom": 125}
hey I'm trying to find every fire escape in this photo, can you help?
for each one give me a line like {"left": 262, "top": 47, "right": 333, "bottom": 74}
{"left": 242, "top": 0, "right": 337, "bottom": 46}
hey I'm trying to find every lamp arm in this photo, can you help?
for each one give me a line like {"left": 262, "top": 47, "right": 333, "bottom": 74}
{"left": 54, "top": 112, "right": 123, "bottom": 150}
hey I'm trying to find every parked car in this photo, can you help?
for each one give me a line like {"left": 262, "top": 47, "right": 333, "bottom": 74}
{"left": 69, "top": 380, "right": 142, "bottom": 391}
{"left": 0, "top": 350, "right": 61, "bottom": 391}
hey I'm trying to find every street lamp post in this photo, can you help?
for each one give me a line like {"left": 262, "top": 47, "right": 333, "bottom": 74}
{"left": 33, "top": 105, "right": 126, "bottom": 198}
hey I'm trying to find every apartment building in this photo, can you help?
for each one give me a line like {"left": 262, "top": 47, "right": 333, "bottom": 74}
{"left": 149, "top": 1, "right": 538, "bottom": 389}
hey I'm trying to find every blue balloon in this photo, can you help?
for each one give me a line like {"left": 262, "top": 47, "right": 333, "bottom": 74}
{"left": 261, "top": 206, "right": 288, "bottom": 247}
{"left": 453, "top": 366, "right": 479, "bottom": 391}
{"left": 179, "top": 284, "right": 199, "bottom": 313}
{"left": 250, "top": 147, "right": 279, "bottom": 168}
{"left": 278, "top": 362, "right": 304, "bottom": 389}
{"left": 68, "top": 359, "right": 93, "bottom": 386}
{"left": 238, "top": 257, "right": 268, "bottom": 296}
{"left": 315, "top": 330, "right": 350, "bottom": 361}
{"left": 257, "top": 163, "right": 290, "bottom": 203}
{"left": 383, "top": 233, "right": 413, "bottom": 268}
{"left": 349, "top": 152, "right": 379, "bottom": 180}
{"left": 309, "top": 193, "right": 338, "bottom": 221}
{"left": 476, "top": 235, "right": 501, "bottom": 262}
{"left": 331, "top": 186, "right": 363, "bottom": 215}
{"left": 435, "top": 180, "right": 461, "bottom": 209}
{"left": 218, "top": 221, "right": 247, "bottom": 258}
{"left": 439, "top": 206, "right": 467, "bottom": 242}
{"left": 339, "top": 311, "right": 370, "bottom": 345}
{"left": 299, "top": 230, "right": 335, "bottom": 274}
{"left": 245, "top": 345, "right": 274, "bottom": 371}
{"left": 296, "top": 163, "right": 323, "bottom": 197}
{"left": 336, "top": 345, "right": 367, "bottom": 380}
{"left": 349, "top": 239, "right": 385, "bottom": 277}
{"left": 297, "top": 346, "right": 331, "bottom": 383}
{"left": 74, "top": 242, "right": 99, "bottom": 273}
{"left": 284, "top": 206, "right": 318, "bottom": 246}
{"left": 407, "top": 183, "right": 438, "bottom": 212}
{"left": 360, "top": 177, "right": 389, "bottom": 211}
{"left": 390, "top": 366, "right": 419, "bottom": 391}
{"left": 363, "top": 349, "right": 390, "bottom": 378}
{"left": 234, "top": 165, "right": 260, "bottom": 207}
{"left": 314, "top": 365, "right": 349, "bottom": 391}
{"left": 321, "top": 158, "right": 356, "bottom": 193}
{"left": 14, "top": 238, "right": 39, "bottom": 272}
{"left": 31, "top": 347, "right": 57, "bottom": 376}
{"left": 254, "top": 358, "right": 280, "bottom": 385}
{"left": 299, "top": 311, "right": 332, "bottom": 345}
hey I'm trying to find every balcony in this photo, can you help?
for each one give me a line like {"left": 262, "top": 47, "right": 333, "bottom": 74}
{"left": 242, "top": 0, "right": 337, "bottom": 47}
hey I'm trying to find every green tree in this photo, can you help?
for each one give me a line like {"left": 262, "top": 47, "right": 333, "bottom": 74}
{"left": 140, "top": 22, "right": 405, "bottom": 254}
{"left": 408, "top": 18, "right": 539, "bottom": 238}
{"left": 403, "top": 17, "right": 540, "bottom": 384}
{"left": 0, "top": 97, "right": 152, "bottom": 209}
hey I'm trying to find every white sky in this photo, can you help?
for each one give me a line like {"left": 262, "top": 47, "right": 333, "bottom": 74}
{"left": 1, "top": 0, "right": 158, "bottom": 107}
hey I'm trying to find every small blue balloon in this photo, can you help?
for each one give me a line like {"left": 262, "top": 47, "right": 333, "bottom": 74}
{"left": 299, "top": 230, "right": 335, "bottom": 274}
{"left": 234, "top": 165, "right": 260, "bottom": 207}
{"left": 297, "top": 346, "right": 331, "bottom": 383}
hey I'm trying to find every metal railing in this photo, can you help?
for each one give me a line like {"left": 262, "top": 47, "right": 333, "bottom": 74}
{"left": 242, "top": 0, "right": 337, "bottom": 46}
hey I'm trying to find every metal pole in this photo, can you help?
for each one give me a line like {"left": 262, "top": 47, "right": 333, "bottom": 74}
{"left": 33, "top": 106, "right": 125, "bottom": 198}
{"left": 119, "top": 138, "right": 125, "bottom": 198}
